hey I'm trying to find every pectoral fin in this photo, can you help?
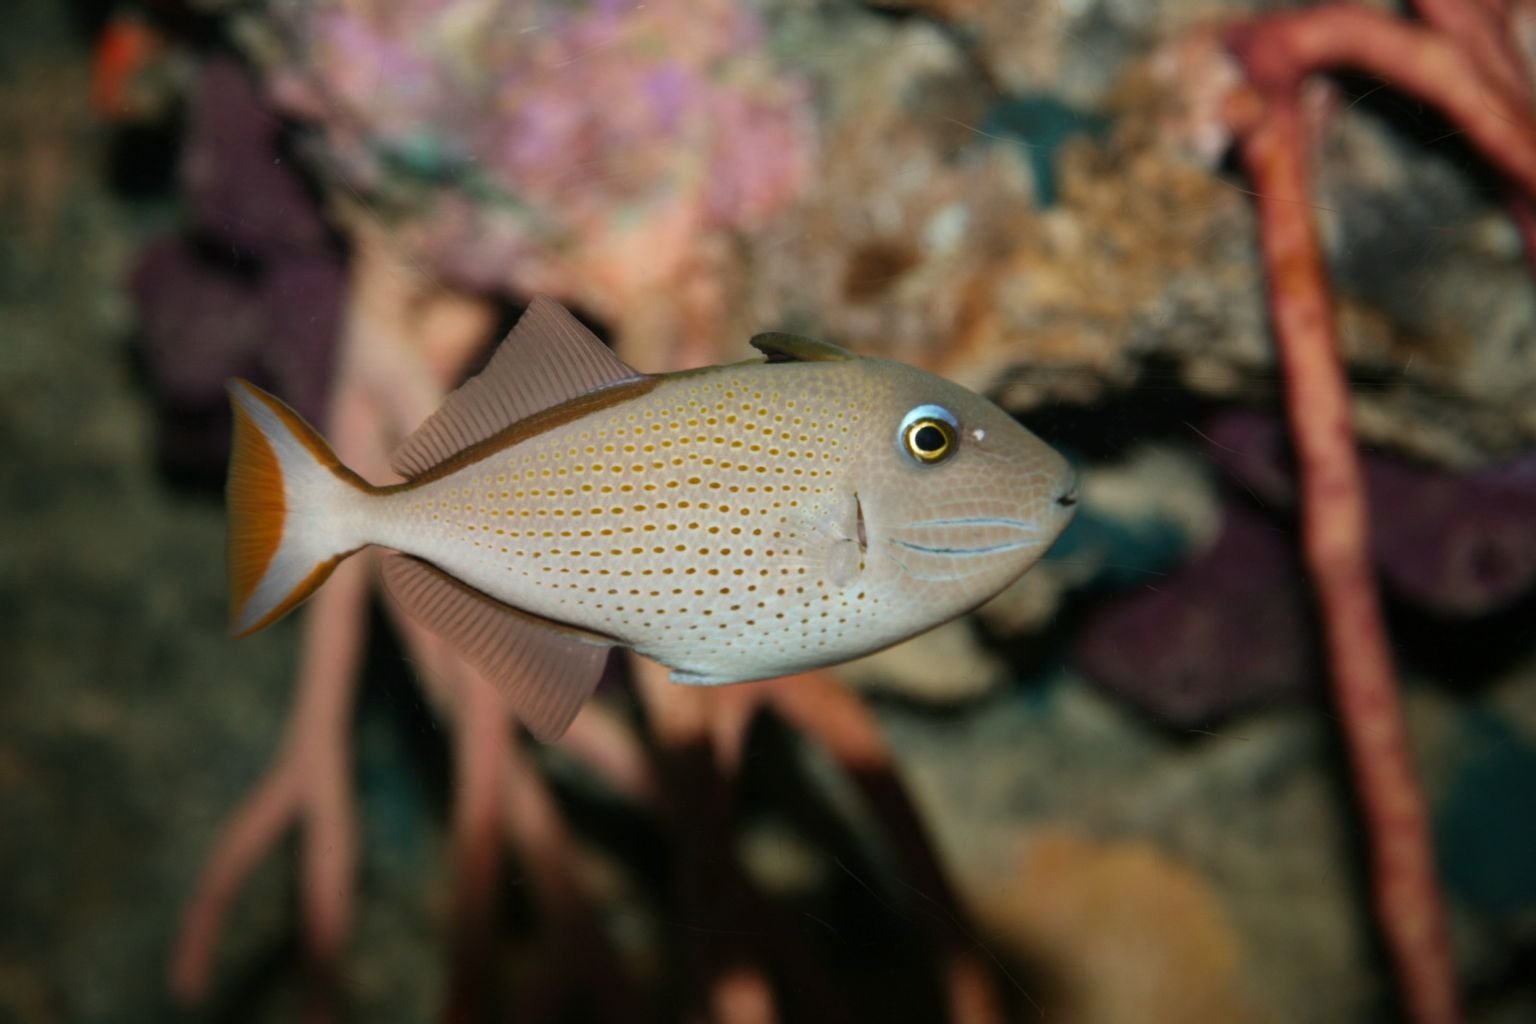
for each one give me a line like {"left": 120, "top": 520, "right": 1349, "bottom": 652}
{"left": 381, "top": 554, "right": 615, "bottom": 741}
{"left": 778, "top": 491, "right": 867, "bottom": 588}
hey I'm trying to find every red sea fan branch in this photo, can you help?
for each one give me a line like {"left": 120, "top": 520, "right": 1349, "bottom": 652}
{"left": 1219, "top": 3, "right": 1536, "bottom": 1020}
{"left": 1237, "top": 99, "right": 1460, "bottom": 1024}
{"left": 1227, "top": 7, "right": 1536, "bottom": 193}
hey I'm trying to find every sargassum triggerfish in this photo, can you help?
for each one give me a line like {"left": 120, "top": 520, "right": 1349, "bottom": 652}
{"left": 226, "top": 299, "right": 1079, "bottom": 739}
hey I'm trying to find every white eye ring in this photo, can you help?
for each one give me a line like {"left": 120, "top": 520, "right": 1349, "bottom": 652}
{"left": 898, "top": 404, "right": 959, "bottom": 464}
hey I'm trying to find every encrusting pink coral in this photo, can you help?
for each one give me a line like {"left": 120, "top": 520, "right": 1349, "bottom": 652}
{"left": 264, "top": 0, "right": 813, "bottom": 359}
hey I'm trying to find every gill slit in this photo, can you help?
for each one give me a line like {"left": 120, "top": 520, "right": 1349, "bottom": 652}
{"left": 888, "top": 537, "right": 1042, "bottom": 558}
{"left": 894, "top": 516, "right": 1039, "bottom": 534}
{"left": 881, "top": 545, "right": 981, "bottom": 584}
{"left": 854, "top": 491, "right": 867, "bottom": 556}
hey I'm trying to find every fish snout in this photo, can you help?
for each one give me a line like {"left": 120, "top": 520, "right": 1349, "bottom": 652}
{"left": 1054, "top": 463, "right": 1081, "bottom": 511}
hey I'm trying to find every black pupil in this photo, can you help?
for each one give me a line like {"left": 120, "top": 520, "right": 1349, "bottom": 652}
{"left": 913, "top": 423, "right": 947, "bottom": 454}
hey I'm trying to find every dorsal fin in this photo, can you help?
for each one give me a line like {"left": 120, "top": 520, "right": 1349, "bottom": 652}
{"left": 391, "top": 297, "right": 643, "bottom": 479}
{"left": 381, "top": 554, "right": 615, "bottom": 741}
{"left": 749, "top": 331, "right": 856, "bottom": 363}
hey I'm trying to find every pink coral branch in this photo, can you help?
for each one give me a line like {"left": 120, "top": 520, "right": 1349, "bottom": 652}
{"left": 171, "top": 325, "right": 386, "bottom": 1012}
{"left": 1412, "top": 0, "right": 1533, "bottom": 103}
{"left": 499, "top": 726, "right": 639, "bottom": 1022}
{"left": 1227, "top": 7, "right": 1536, "bottom": 195}
{"left": 557, "top": 700, "right": 659, "bottom": 804}
{"left": 347, "top": 253, "right": 642, "bottom": 1021}
{"left": 1220, "top": 4, "right": 1536, "bottom": 1017}
{"left": 172, "top": 235, "right": 508, "bottom": 1016}
{"left": 380, "top": 543, "right": 638, "bottom": 1022}
{"left": 445, "top": 662, "right": 507, "bottom": 1021}
{"left": 766, "top": 674, "right": 1006, "bottom": 1024}
{"left": 1239, "top": 99, "right": 1459, "bottom": 1024}
{"left": 171, "top": 549, "right": 371, "bottom": 1009}
{"left": 618, "top": 276, "right": 1001, "bottom": 1022}
{"left": 630, "top": 658, "right": 783, "bottom": 1024}
{"left": 171, "top": 756, "right": 299, "bottom": 1000}
{"left": 619, "top": 291, "right": 785, "bottom": 1024}
{"left": 687, "top": 672, "right": 1006, "bottom": 1024}
{"left": 1218, "top": 7, "right": 1513, "bottom": 1019}
{"left": 1428, "top": 0, "right": 1536, "bottom": 277}
{"left": 290, "top": 560, "right": 368, "bottom": 972}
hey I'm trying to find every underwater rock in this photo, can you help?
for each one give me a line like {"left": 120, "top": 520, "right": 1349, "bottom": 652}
{"left": 877, "top": 676, "right": 1384, "bottom": 1024}
{"left": 131, "top": 236, "right": 344, "bottom": 475}
{"left": 1366, "top": 454, "right": 1536, "bottom": 618}
{"left": 865, "top": 0, "right": 1266, "bottom": 107}
{"left": 977, "top": 827, "right": 1256, "bottom": 1024}
{"left": 836, "top": 618, "right": 1006, "bottom": 706}
{"left": 1073, "top": 500, "right": 1316, "bottom": 728}
{"left": 215, "top": 0, "right": 1536, "bottom": 467}
{"left": 182, "top": 55, "right": 331, "bottom": 258}
{"left": 1313, "top": 102, "right": 1536, "bottom": 462}
{"left": 980, "top": 443, "right": 1220, "bottom": 637}
{"left": 748, "top": 8, "right": 1270, "bottom": 413}
{"left": 1082, "top": 406, "right": 1536, "bottom": 723}
{"left": 1204, "top": 409, "right": 1536, "bottom": 617}
{"left": 129, "top": 53, "right": 344, "bottom": 475}
{"left": 773, "top": 4, "right": 1535, "bottom": 467}
{"left": 131, "top": 234, "right": 268, "bottom": 409}
{"left": 1200, "top": 408, "right": 1296, "bottom": 506}
{"left": 1434, "top": 715, "right": 1536, "bottom": 915}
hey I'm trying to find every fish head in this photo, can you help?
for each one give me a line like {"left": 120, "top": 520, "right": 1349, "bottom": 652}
{"left": 846, "top": 359, "right": 1078, "bottom": 622}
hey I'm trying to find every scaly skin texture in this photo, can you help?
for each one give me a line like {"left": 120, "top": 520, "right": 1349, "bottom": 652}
{"left": 366, "top": 358, "right": 1076, "bottom": 683}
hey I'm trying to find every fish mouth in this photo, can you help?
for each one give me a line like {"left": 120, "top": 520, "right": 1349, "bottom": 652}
{"left": 854, "top": 492, "right": 868, "bottom": 555}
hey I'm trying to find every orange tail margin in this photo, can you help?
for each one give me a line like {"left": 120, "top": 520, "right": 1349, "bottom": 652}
{"left": 226, "top": 381, "right": 372, "bottom": 636}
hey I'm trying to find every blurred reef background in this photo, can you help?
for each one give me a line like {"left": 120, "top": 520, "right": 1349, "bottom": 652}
{"left": 3, "top": 0, "right": 1536, "bottom": 1022}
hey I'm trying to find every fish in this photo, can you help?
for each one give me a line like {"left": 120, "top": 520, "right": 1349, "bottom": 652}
{"left": 226, "top": 298, "right": 1078, "bottom": 739}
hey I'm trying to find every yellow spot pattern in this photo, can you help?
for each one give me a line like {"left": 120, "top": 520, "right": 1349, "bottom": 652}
{"left": 393, "top": 362, "right": 880, "bottom": 680}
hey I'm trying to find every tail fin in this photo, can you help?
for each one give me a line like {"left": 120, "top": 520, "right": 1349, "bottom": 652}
{"left": 226, "top": 380, "right": 374, "bottom": 636}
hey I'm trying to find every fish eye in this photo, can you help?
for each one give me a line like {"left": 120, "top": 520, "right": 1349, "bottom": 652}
{"left": 899, "top": 405, "right": 958, "bottom": 465}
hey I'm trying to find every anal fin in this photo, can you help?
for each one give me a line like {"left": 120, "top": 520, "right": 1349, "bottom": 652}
{"left": 381, "top": 555, "right": 615, "bottom": 741}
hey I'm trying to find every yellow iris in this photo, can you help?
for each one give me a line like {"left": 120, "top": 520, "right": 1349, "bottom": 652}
{"left": 903, "top": 417, "right": 955, "bottom": 463}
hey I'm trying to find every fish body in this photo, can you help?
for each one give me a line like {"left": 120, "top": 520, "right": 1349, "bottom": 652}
{"left": 227, "top": 300, "right": 1077, "bottom": 738}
